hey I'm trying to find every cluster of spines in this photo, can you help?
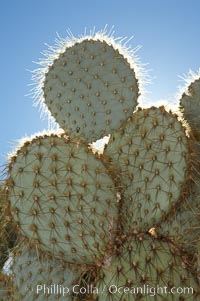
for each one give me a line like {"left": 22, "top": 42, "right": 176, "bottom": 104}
{"left": 0, "top": 272, "right": 13, "bottom": 301}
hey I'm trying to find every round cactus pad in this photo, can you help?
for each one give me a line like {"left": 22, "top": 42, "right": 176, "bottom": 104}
{"left": 104, "top": 107, "right": 189, "bottom": 230}
{"left": 7, "top": 134, "right": 118, "bottom": 263}
{"left": 42, "top": 39, "right": 139, "bottom": 141}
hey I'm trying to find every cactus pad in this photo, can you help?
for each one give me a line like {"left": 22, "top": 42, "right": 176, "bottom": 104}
{"left": 104, "top": 107, "right": 190, "bottom": 230}
{"left": 157, "top": 186, "right": 200, "bottom": 258}
{"left": 180, "top": 77, "right": 200, "bottom": 139}
{"left": 96, "top": 235, "right": 199, "bottom": 300}
{"left": 42, "top": 39, "right": 139, "bottom": 142}
{"left": 7, "top": 134, "right": 118, "bottom": 263}
{"left": 11, "top": 244, "right": 84, "bottom": 300}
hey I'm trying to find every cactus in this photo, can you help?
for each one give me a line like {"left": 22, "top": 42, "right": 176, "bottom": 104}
{"left": 104, "top": 106, "right": 190, "bottom": 232}
{"left": 33, "top": 30, "right": 140, "bottom": 143}
{"left": 0, "top": 272, "right": 12, "bottom": 301}
{"left": 1, "top": 28, "right": 200, "bottom": 300}
{"left": 95, "top": 235, "right": 199, "bottom": 300}
{"left": 11, "top": 243, "right": 93, "bottom": 300}
{"left": 179, "top": 76, "right": 200, "bottom": 140}
{"left": 0, "top": 187, "right": 17, "bottom": 269}
{"left": 156, "top": 183, "right": 200, "bottom": 270}
{"left": 6, "top": 133, "right": 118, "bottom": 264}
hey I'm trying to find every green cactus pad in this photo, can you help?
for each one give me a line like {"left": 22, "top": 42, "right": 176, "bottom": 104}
{"left": 96, "top": 235, "right": 199, "bottom": 301}
{"left": 42, "top": 38, "right": 139, "bottom": 142}
{"left": 11, "top": 244, "right": 86, "bottom": 300}
{"left": 7, "top": 134, "right": 118, "bottom": 264}
{"left": 179, "top": 77, "right": 200, "bottom": 139}
{"left": 104, "top": 106, "right": 190, "bottom": 231}
{"left": 157, "top": 186, "right": 200, "bottom": 257}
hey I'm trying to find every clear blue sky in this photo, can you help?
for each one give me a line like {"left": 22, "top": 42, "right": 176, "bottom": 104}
{"left": 0, "top": 0, "right": 200, "bottom": 167}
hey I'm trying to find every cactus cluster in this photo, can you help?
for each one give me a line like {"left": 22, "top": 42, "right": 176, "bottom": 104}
{"left": 0, "top": 28, "right": 199, "bottom": 300}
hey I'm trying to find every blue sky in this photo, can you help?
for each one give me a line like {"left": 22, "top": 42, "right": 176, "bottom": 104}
{"left": 0, "top": 0, "right": 200, "bottom": 167}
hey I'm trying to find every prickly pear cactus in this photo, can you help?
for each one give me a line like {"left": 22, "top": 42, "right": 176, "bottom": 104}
{"left": 7, "top": 133, "right": 118, "bottom": 264}
{"left": 1, "top": 28, "right": 200, "bottom": 300}
{"left": 104, "top": 106, "right": 190, "bottom": 231}
{"left": 37, "top": 34, "right": 139, "bottom": 142}
{"left": 0, "top": 187, "right": 17, "bottom": 269}
{"left": 0, "top": 272, "right": 13, "bottom": 301}
{"left": 180, "top": 75, "right": 200, "bottom": 140}
{"left": 157, "top": 187, "right": 200, "bottom": 251}
{"left": 11, "top": 243, "right": 92, "bottom": 301}
{"left": 96, "top": 235, "right": 199, "bottom": 300}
